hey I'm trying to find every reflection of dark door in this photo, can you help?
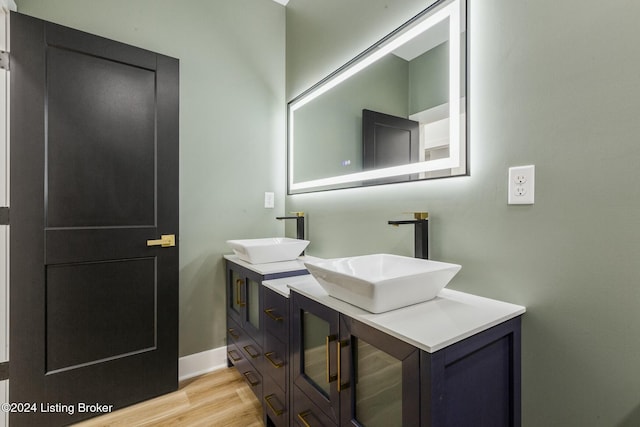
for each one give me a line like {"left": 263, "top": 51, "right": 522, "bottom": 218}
{"left": 362, "top": 109, "right": 419, "bottom": 185}
{"left": 10, "top": 13, "right": 179, "bottom": 426}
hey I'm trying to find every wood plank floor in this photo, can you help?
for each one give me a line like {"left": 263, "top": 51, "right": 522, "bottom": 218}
{"left": 73, "top": 368, "right": 263, "bottom": 426}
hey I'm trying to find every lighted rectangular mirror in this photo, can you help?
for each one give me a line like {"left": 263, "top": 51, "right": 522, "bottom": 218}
{"left": 288, "top": 0, "right": 467, "bottom": 194}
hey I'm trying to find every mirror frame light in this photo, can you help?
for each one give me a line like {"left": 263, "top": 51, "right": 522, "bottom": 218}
{"left": 288, "top": 0, "right": 466, "bottom": 194}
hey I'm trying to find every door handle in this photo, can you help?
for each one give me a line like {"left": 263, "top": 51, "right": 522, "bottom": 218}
{"left": 264, "top": 394, "right": 285, "bottom": 416}
{"left": 264, "top": 308, "right": 283, "bottom": 322}
{"left": 242, "top": 371, "right": 261, "bottom": 387}
{"left": 265, "top": 352, "right": 284, "bottom": 368}
{"left": 337, "top": 339, "right": 350, "bottom": 392}
{"left": 297, "top": 410, "right": 313, "bottom": 427}
{"left": 147, "top": 234, "right": 176, "bottom": 247}
{"left": 326, "top": 335, "right": 337, "bottom": 383}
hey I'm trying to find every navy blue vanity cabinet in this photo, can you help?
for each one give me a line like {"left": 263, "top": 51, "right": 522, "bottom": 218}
{"left": 227, "top": 261, "right": 264, "bottom": 345}
{"left": 227, "top": 315, "right": 263, "bottom": 399}
{"left": 290, "top": 289, "right": 523, "bottom": 427}
{"left": 291, "top": 291, "right": 341, "bottom": 426}
{"left": 291, "top": 292, "right": 421, "bottom": 426}
{"left": 421, "top": 317, "right": 522, "bottom": 427}
{"left": 225, "top": 258, "right": 308, "bottom": 404}
{"left": 226, "top": 261, "right": 265, "bottom": 401}
{"left": 263, "top": 287, "right": 291, "bottom": 427}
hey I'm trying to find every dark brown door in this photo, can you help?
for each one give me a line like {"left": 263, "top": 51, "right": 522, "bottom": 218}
{"left": 9, "top": 12, "right": 179, "bottom": 426}
{"left": 362, "top": 109, "right": 420, "bottom": 185}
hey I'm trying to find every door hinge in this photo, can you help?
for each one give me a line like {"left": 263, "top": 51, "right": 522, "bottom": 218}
{"left": 0, "top": 362, "right": 8, "bottom": 381}
{"left": 0, "top": 207, "right": 8, "bottom": 225}
{"left": 0, "top": 51, "right": 8, "bottom": 71}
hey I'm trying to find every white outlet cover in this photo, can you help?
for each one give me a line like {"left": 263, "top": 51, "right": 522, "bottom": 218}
{"left": 508, "top": 165, "right": 535, "bottom": 205}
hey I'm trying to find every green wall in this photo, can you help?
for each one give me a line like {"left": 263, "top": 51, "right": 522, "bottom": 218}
{"left": 286, "top": 0, "right": 640, "bottom": 426}
{"left": 15, "top": 0, "right": 286, "bottom": 357}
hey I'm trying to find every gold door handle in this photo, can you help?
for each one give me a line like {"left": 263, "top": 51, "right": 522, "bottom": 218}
{"left": 227, "top": 349, "right": 242, "bottom": 362}
{"left": 337, "top": 339, "right": 350, "bottom": 392}
{"left": 228, "top": 328, "right": 240, "bottom": 340}
{"left": 265, "top": 352, "right": 284, "bottom": 368}
{"left": 264, "top": 394, "right": 285, "bottom": 416}
{"left": 264, "top": 308, "right": 283, "bottom": 322}
{"left": 242, "top": 371, "right": 260, "bottom": 387}
{"left": 297, "top": 410, "right": 313, "bottom": 427}
{"left": 147, "top": 234, "right": 176, "bottom": 247}
{"left": 243, "top": 345, "right": 261, "bottom": 359}
{"left": 326, "top": 335, "right": 337, "bottom": 383}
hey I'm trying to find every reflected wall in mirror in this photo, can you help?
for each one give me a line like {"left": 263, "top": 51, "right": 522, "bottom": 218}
{"left": 288, "top": 0, "right": 467, "bottom": 194}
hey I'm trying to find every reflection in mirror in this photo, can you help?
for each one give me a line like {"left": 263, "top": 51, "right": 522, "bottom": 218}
{"left": 288, "top": 0, "right": 466, "bottom": 194}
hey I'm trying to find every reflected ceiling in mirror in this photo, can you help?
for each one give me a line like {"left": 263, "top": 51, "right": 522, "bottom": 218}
{"left": 288, "top": 0, "right": 467, "bottom": 194}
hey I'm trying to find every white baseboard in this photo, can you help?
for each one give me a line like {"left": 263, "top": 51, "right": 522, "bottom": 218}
{"left": 178, "top": 346, "right": 228, "bottom": 382}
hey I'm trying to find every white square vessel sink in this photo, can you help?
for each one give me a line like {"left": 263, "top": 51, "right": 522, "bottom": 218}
{"left": 304, "top": 254, "right": 461, "bottom": 313}
{"left": 227, "top": 237, "right": 310, "bottom": 264}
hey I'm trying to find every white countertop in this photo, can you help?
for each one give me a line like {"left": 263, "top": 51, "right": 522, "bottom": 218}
{"left": 224, "top": 254, "right": 321, "bottom": 276}
{"left": 262, "top": 275, "right": 526, "bottom": 353}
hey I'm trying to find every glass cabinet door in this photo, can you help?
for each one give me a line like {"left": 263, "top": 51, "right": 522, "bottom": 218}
{"left": 247, "top": 277, "right": 261, "bottom": 331}
{"left": 292, "top": 291, "right": 340, "bottom": 424}
{"left": 302, "top": 310, "right": 332, "bottom": 397}
{"left": 354, "top": 337, "right": 403, "bottom": 426}
{"left": 340, "top": 316, "right": 420, "bottom": 427}
{"left": 241, "top": 272, "right": 263, "bottom": 344}
{"left": 226, "top": 263, "right": 263, "bottom": 344}
{"left": 228, "top": 268, "right": 244, "bottom": 324}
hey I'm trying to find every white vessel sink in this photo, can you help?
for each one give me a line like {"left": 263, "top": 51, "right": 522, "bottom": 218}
{"left": 227, "top": 238, "right": 310, "bottom": 264}
{"left": 304, "top": 254, "right": 461, "bottom": 313}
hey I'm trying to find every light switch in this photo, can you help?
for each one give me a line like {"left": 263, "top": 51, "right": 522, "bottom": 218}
{"left": 264, "top": 192, "right": 275, "bottom": 209}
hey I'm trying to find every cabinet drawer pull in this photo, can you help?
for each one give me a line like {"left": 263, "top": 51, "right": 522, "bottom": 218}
{"left": 228, "top": 328, "right": 240, "bottom": 340}
{"left": 243, "top": 344, "right": 261, "bottom": 359}
{"left": 337, "top": 339, "right": 350, "bottom": 392}
{"left": 264, "top": 394, "right": 285, "bottom": 416}
{"left": 297, "top": 410, "right": 313, "bottom": 427}
{"left": 325, "top": 335, "right": 337, "bottom": 383}
{"left": 265, "top": 351, "right": 284, "bottom": 368}
{"left": 227, "top": 349, "right": 242, "bottom": 362}
{"left": 264, "top": 308, "right": 284, "bottom": 322}
{"left": 242, "top": 371, "right": 260, "bottom": 387}
{"left": 235, "top": 279, "right": 246, "bottom": 307}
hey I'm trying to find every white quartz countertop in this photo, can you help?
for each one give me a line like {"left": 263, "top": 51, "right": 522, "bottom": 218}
{"left": 224, "top": 254, "right": 321, "bottom": 276}
{"left": 262, "top": 275, "right": 526, "bottom": 353}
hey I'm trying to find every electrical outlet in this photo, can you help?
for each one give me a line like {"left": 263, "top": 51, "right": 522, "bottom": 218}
{"left": 508, "top": 165, "right": 535, "bottom": 205}
{"left": 514, "top": 174, "right": 527, "bottom": 184}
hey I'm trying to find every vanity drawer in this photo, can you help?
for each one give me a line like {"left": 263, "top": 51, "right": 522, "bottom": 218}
{"left": 263, "top": 374, "right": 288, "bottom": 427}
{"left": 226, "top": 342, "right": 244, "bottom": 367}
{"left": 264, "top": 331, "right": 287, "bottom": 387}
{"left": 264, "top": 288, "right": 288, "bottom": 339}
{"left": 227, "top": 316, "right": 243, "bottom": 345}
{"left": 231, "top": 343, "right": 262, "bottom": 400}
{"left": 239, "top": 335, "right": 263, "bottom": 374}
{"left": 240, "top": 367, "right": 263, "bottom": 402}
{"left": 293, "top": 386, "right": 337, "bottom": 427}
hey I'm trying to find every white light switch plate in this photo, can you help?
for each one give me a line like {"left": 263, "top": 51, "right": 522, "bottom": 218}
{"left": 508, "top": 165, "right": 535, "bottom": 205}
{"left": 264, "top": 192, "right": 275, "bottom": 209}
